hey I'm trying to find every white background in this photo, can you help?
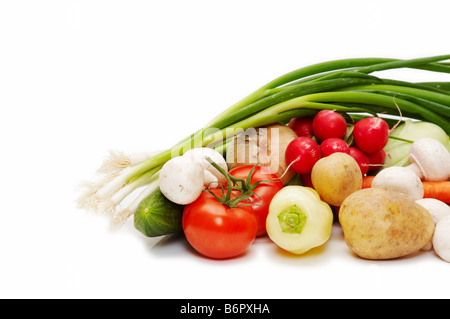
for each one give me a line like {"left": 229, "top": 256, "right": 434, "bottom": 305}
{"left": 1, "top": 0, "right": 449, "bottom": 299}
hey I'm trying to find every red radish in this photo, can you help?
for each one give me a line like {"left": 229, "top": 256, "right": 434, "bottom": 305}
{"left": 367, "top": 149, "right": 386, "bottom": 172}
{"left": 320, "top": 137, "right": 350, "bottom": 157}
{"left": 352, "top": 117, "right": 389, "bottom": 154}
{"left": 349, "top": 147, "right": 370, "bottom": 175}
{"left": 285, "top": 137, "right": 321, "bottom": 174}
{"left": 301, "top": 172, "right": 314, "bottom": 188}
{"left": 312, "top": 110, "right": 347, "bottom": 142}
{"left": 288, "top": 116, "right": 314, "bottom": 137}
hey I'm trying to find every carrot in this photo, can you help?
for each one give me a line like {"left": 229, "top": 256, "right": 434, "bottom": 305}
{"left": 422, "top": 181, "right": 450, "bottom": 204}
{"left": 362, "top": 176, "right": 375, "bottom": 189}
{"left": 362, "top": 176, "right": 450, "bottom": 203}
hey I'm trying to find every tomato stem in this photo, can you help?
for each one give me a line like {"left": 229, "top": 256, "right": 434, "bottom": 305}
{"left": 204, "top": 157, "right": 276, "bottom": 208}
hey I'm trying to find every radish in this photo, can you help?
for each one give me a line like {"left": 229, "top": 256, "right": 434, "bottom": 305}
{"left": 367, "top": 149, "right": 386, "bottom": 172}
{"left": 285, "top": 137, "right": 321, "bottom": 174}
{"left": 349, "top": 147, "right": 370, "bottom": 175}
{"left": 320, "top": 137, "right": 350, "bottom": 157}
{"left": 352, "top": 117, "right": 389, "bottom": 154}
{"left": 312, "top": 110, "right": 347, "bottom": 142}
{"left": 288, "top": 116, "right": 314, "bottom": 138}
{"left": 300, "top": 172, "right": 314, "bottom": 188}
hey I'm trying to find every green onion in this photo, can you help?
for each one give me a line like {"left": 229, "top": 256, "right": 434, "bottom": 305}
{"left": 76, "top": 55, "right": 450, "bottom": 224}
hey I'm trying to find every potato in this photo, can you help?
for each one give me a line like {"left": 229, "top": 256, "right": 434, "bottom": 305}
{"left": 311, "top": 152, "right": 362, "bottom": 206}
{"left": 339, "top": 188, "right": 435, "bottom": 260}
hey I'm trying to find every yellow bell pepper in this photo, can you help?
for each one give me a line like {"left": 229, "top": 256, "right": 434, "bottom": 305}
{"left": 266, "top": 186, "right": 333, "bottom": 254}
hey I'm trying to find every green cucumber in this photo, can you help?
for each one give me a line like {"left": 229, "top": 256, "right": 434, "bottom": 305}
{"left": 134, "top": 188, "right": 184, "bottom": 237}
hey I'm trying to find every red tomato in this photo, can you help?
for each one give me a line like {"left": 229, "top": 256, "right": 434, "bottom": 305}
{"left": 228, "top": 165, "right": 283, "bottom": 236}
{"left": 182, "top": 189, "right": 257, "bottom": 259}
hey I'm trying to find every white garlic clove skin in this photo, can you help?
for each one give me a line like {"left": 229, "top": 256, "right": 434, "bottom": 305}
{"left": 433, "top": 215, "right": 450, "bottom": 263}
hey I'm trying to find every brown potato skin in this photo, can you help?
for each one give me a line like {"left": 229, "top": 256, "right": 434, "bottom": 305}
{"left": 311, "top": 153, "right": 362, "bottom": 206}
{"left": 339, "top": 188, "right": 435, "bottom": 260}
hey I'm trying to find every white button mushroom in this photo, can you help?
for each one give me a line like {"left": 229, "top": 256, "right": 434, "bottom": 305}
{"left": 159, "top": 156, "right": 204, "bottom": 205}
{"left": 415, "top": 198, "right": 450, "bottom": 225}
{"left": 183, "top": 148, "right": 228, "bottom": 188}
{"left": 371, "top": 166, "right": 424, "bottom": 200}
{"left": 433, "top": 215, "right": 450, "bottom": 263}
{"left": 159, "top": 148, "right": 228, "bottom": 205}
{"left": 407, "top": 138, "right": 450, "bottom": 182}
{"left": 415, "top": 198, "right": 450, "bottom": 251}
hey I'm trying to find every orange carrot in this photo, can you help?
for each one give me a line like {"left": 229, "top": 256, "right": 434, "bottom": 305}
{"left": 362, "top": 176, "right": 450, "bottom": 203}
{"left": 422, "top": 181, "right": 450, "bottom": 204}
{"left": 362, "top": 176, "right": 375, "bottom": 189}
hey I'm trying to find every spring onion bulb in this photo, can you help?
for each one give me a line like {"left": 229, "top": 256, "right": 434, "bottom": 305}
{"left": 76, "top": 55, "right": 450, "bottom": 225}
{"left": 111, "top": 178, "right": 160, "bottom": 227}
{"left": 97, "top": 150, "right": 160, "bottom": 174}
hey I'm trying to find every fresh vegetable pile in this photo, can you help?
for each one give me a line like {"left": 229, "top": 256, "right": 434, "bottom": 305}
{"left": 77, "top": 55, "right": 450, "bottom": 262}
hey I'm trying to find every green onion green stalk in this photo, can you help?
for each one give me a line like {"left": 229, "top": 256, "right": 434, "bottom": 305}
{"left": 76, "top": 55, "right": 450, "bottom": 225}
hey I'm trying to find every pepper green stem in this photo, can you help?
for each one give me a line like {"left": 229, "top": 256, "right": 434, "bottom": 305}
{"left": 277, "top": 205, "right": 307, "bottom": 234}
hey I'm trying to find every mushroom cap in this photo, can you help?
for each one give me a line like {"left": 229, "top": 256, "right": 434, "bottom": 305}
{"left": 159, "top": 156, "right": 204, "bottom": 205}
{"left": 372, "top": 166, "right": 424, "bottom": 200}
{"left": 415, "top": 198, "right": 450, "bottom": 225}
{"left": 183, "top": 148, "right": 228, "bottom": 187}
{"left": 408, "top": 138, "right": 450, "bottom": 181}
{"left": 433, "top": 215, "right": 450, "bottom": 263}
